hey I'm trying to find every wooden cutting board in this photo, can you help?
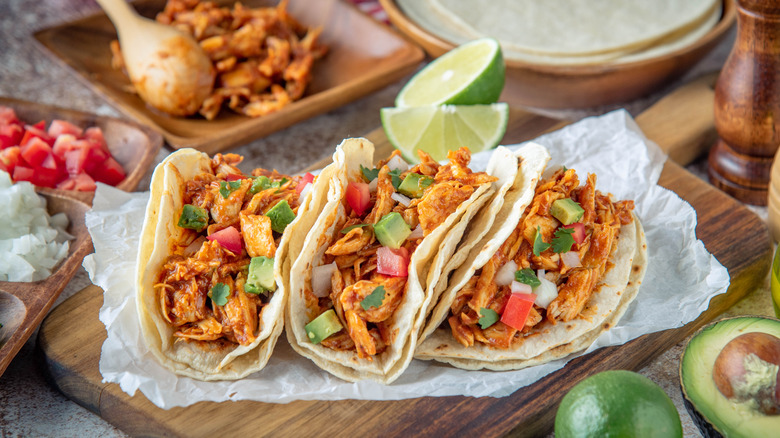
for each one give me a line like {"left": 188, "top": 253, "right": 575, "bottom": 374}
{"left": 37, "top": 74, "right": 771, "bottom": 437}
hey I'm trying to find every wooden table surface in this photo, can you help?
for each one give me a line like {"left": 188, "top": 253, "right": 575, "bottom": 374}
{"left": 1, "top": 1, "right": 767, "bottom": 438}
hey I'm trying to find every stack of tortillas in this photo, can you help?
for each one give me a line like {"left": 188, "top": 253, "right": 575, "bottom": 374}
{"left": 397, "top": 0, "right": 722, "bottom": 65}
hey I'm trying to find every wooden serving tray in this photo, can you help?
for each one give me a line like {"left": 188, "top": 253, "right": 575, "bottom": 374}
{"left": 37, "top": 75, "right": 771, "bottom": 437}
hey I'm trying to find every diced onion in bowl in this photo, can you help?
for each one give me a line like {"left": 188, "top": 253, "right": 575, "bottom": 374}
{"left": 408, "top": 225, "right": 424, "bottom": 239}
{"left": 495, "top": 260, "right": 518, "bottom": 286}
{"left": 311, "top": 262, "right": 337, "bottom": 297}
{"left": 510, "top": 281, "right": 533, "bottom": 295}
{"left": 561, "top": 250, "right": 582, "bottom": 268}
{"left": 534, "top": 275, "right": 559, "bottom": 308}
{"left": 386, "top": 155, "right": 409, "bottom": 173}
{"left": 391, "top": 192, "right": 411, "bottom": 207}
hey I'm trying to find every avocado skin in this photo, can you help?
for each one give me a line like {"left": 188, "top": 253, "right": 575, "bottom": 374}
{"left": 680, "top": 316, "right": 780, "bottom": 438}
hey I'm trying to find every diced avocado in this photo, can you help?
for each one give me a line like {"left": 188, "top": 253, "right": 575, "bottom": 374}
{"left": 551, "top": 198, "right": 584, "bottom": 225}
{"left": 178, "top": 204, "right": 208, "bottom": 231}
{"left": 374, "top": 212, "right": 411, "bottom": 249}
{"left": 398, "top": 172, "right": 433, "bottom": 198}
{"left": 245, "top": 256, "right": 276, "bottom": 294}
{"left": 305, "top": 309, "right": 342, "bottom": 344}
{"left": 265, "top": 200, "right": 296, "bottom": 233}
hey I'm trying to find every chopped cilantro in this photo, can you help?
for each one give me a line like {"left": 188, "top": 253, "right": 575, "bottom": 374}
{"left": 532, "top": 226, "right": 551, "bottom": 256}
{"left": 250, "top": 176, "right": 282, "bottom": 194}
{"left": 361, "top": 165, "right": 379, "bottom": 182}
{"left": 341, "top": 223, "right": 370, "bottom": 234}
{"left": 360, "top": 285, "right": 386, "bottom": 310}
{"left": 478, "top": 308, "right": 499, "bottom": 329}
{"left": 515, "top": 268, "right": 541, "bottom": 288}
{"left": 219, "top": 180, "right": 242, "bottom": 198}
{"left": 389, "top": 168, "right": 403, "bottom": 190}
{"left": 562, "top": 165, "right": 568, "bottom": 172}
{"left": 209, "top": 283, "right": 230, "bottom": 306}
{"left": 552, "top": 227, "right": 576, "bottom": 253}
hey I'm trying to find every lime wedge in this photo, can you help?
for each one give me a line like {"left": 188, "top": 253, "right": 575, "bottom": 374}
{"left": 381, "top": 103, "right": 509, "bottom": 163}
{"left": 395, "top": 38, "right": 505, "bottom": 108}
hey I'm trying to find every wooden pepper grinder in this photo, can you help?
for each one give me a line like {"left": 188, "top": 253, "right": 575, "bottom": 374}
{"left": 708, "top": 0, "right": 780, "bottom": 206}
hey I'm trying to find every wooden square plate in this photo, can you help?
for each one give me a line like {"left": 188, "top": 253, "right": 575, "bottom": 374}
{"left": 33, "top": 0, "right": 425, "bottom": 154}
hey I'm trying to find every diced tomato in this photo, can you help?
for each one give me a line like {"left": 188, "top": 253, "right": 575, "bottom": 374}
{"left": 48, "top": 119, "right": 84, "bottom": 138}
{"left": 0, "top": 146, "right": 21, "bottom": 174}
{"left": 31, "top": 166, "right": 61, "bottom": 188}
{"left": 40, "top": 152, "right": 59, "bottom": 170}
{"left": 20, "top": 136, "right": 52, "bottom": 167}
{"left": 64, "top": 147, "right": 89, "bottom": 175}
{"left": 225, "top": 172, "right": 244, "bottom": 181}
{"left": 345, "top": 181, "right": 371, "bottom": 216}
{"left": 57, "top": 172, "right": 96, "bottom": 191}
{"left": 0, "top": 106, "right": 20, "bottom": 126}
{"left": 31, "top": 120, "right": 46, "bottom": 130}
{"left": 21, "top": 124, "right": 53, "bottom": 147}
{"left": 500, "top": 293, "right": 537, "bottom": 331}
{"left": 83, "top": 127, "right": 108, "bottom": 150}
{"left": 51, "top": 134, "right": 79, "bottom": 160}
{"left": 207, "top": 226, "right": 243, "bottom": 254}
{"left": 0, "top": 123, "right": 23, "bottom": 149}
{"left": 564, "top": 222, "right": 586, "bottom": 245}
{"left": 12, "top": 165, "right": 34, "bottom": 183}
{"left": 90, "top": 157, "right": 125, "bottom": 186}
{"left": 376, "top": 246, "right": 410, "bottom": 277}
{"left": 296, "top": 172, "right": 315, "bottom": 194}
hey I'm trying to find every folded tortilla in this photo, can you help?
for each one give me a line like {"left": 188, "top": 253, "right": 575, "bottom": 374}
{"left": 136, "top": 148, "right": 333, "bottom": 380}
{"left": 285, "top": 138, "right": 497, "bottom": 383}
{"left": 416, "top": 143, "right": 648, "bottom": 370}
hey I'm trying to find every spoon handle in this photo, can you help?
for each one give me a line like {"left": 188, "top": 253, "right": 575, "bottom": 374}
{"left": 94, "top": 0, "right": 144, "bottom": 35}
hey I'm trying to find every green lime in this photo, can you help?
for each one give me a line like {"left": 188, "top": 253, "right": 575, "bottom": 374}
{"left": 555, "top": 370, "right": 683, "bottom": 438}
{"left": 380, "top": 103, "right": 509, "bottom": 163}
{"left": 395, "top": 38, "right": 505, "bottom": 108}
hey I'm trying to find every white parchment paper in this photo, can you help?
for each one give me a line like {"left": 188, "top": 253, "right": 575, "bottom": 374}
{"left": 83, "top": 110, "right": 729, "bottom": 408}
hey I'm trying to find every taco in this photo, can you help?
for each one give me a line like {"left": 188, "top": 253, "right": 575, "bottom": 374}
{"left": 416, "top": 143, "right": 648, "bottom": 370}
{"left": 136, "top": 148, "right": 332, "bottom": 380}
{"left": 285, "top": 138, "right": 499, "bottom": 383}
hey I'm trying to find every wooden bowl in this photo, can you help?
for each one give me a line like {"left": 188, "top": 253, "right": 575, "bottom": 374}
{"left": 380, "top": 0, "right": 736, "bottom": 109}
{"left": 0, "top": 193, "right": 93, "bottom": 377}
{"left": 0, "top": 97, "right": 163, "bottom": 205}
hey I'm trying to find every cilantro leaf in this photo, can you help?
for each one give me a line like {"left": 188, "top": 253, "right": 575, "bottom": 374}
{"left": 562, "top": 165, "right": 568, "bottom": 172}
{"left": 219, "top": 180, "right": 242, "bottom": 198}
{"left": 361, "top": 165, "right": 379, "bottom": 182}
{"left": 478, "top": 308, "right": 499, "bottom": 329}
{"left": 250, "top": 176, "right": 283, "bottom": 194}
{"left": 552, "top": 227, "right": 576, "bottom": 253}
{"left": 389, "top": 168, "right": 403, "bottom": 190}
{"left": 209, "top": 282, "right": 230, "bottom": 306}
{"left": 360, "top": 285, "right": 386, "bottom": 310}
{"left": 341, "top": 223, "right": 370, "bottom": 234}
{"left": 532, "top": 226, "right": 551, "bottom": 256}
{"left": 515, "top": 268, "right": 541, "bottom": 288}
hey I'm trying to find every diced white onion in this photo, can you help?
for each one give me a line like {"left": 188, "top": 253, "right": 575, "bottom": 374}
{"left": 495, "top": 260, "right": 518, "bottom": 286}
{"left": 534, "top": 276, "right": 559, "bottom": 308}
{"left": 386, "top": 155, "right": 409, "bottom": 173}
{"left": 510, "top": 281, "right": 533, "bottom": 295}
{"left": 311, "top": 262, "right": 337, "bottom": 298}
{"left": 299, "top": 182, "right": 313, "bottom": 201}
{"left": 183, "top": 236, "right": 207, "bottom": 257}
{"left": 391, "top": 192, "right": 411, "bottom": 207}
{"left": 561, "top": 250, "right": 582, "bottom": 268}
{"left": 537, "top": 269, "right": 545, "bottom": 278}
{"left": 408, "top": 225, "right": 424, "bottom": 239}
{"left": 368, "top": 177, "right": 378, "bottom": 192}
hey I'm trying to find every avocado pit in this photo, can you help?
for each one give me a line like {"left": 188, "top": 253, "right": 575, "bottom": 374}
{"left": 712, "top": 332, "right": 780, "bottom": 415}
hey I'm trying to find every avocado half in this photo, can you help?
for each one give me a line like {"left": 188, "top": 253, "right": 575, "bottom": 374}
{"left": 680, "top": 316, "right": 780, "bottom": 437}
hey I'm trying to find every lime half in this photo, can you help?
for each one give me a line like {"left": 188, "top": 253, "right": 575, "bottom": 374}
{"left": 395, "top": 38, "right": 505, "bottom": 108}
{"left": 381, "top": 103, "right": 509, "bottom": 163}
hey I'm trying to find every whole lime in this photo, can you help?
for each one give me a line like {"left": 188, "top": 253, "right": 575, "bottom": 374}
{"left": 555, "top": 370, "right": 683, "bottom": 438}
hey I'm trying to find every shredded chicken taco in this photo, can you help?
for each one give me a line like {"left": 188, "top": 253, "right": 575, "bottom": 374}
{"left": 285, "top": 138, "right": 499, "bottom": 383}
{"left": 136, "top": 148, "right": 332, "bottom": 380}
{"left": 416, "top": 143, "right": 648, "bottom": 370}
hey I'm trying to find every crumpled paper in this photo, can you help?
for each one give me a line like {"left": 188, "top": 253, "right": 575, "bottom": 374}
{"left": 83, "top": 110, "right": 729, "bottom": 409}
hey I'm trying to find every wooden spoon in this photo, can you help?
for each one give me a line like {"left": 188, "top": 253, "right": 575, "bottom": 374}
{"left": 95, "top": 0, "right": 215, "bottom": 117}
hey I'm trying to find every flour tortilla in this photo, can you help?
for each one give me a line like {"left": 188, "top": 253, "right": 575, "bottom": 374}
{"left": 398, "top": 0, "right": 721, "bottom": 66}
{"left": 285, "top": 138, "right": 497, "bottom": 383}
{"left": 415, "top": 144, "right": 647, "bottom": 370}
{"left": 136, "top": 148, "right": 332, "bottom": 380}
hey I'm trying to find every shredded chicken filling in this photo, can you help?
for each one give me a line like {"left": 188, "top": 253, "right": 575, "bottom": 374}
{"left": 449, "top": 167, "right": 635, "bottom": 349}
{"left": 307, "top": 148, "right": 497, "bottom": 359}
{"left": 155, "top": 153, "right": 306, "bottom": 347}
{"left": 110, "top": 0, "right": 327, "bottom": 119}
